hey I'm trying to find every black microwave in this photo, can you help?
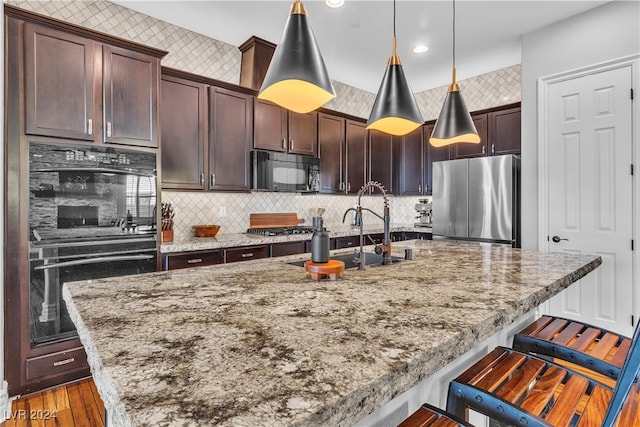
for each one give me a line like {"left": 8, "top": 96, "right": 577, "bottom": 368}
{"left": 251, "top": 150, "right": 320, "bottom": 192}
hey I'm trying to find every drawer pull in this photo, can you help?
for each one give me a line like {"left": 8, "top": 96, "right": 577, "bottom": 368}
{"left": 241, "top": 253, "right": 254, "bottom": 258}
{"left": 53, "top": 357, "right": 75, "bottom": 367}
{"left": 106, "top": 122, "right": 112, "bottom": 138}
{"left": 187, "top": 258, "right": 203, "bottom": 264}
{"left": 87, "top": 119, "right": 93, "bottom": 135}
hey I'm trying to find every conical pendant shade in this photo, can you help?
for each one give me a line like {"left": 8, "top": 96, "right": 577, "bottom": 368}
{"left": 429, "top": 76, "right": 480, "bottom": 147}
{"left": 258, "top": 0, "right": 335, "bottom": 114}
{"left": 366, "top": 57, "right": 424, "bottom": 136}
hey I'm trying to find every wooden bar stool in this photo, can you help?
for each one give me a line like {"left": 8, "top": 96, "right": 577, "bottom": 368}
{"left": 445, "top": 322, "right": 640, "bottom": 426}
{"left": 398, "top": 402, "right": 474, "bottom": 427}
{"left": 512, "top": 315, "right": 630, "bottom": 382}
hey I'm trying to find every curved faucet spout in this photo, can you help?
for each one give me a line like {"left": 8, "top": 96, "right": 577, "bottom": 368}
{"left": 341, "top": 207, "right": 358, "bottom": 223}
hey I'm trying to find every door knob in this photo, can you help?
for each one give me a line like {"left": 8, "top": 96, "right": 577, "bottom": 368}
{"left": 551, "top": 235, "right": 569, "bottom": 243}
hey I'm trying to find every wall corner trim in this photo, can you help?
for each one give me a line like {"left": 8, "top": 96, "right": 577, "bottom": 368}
{"left": 0, "top": 380, "right": 11, "bottom": 422}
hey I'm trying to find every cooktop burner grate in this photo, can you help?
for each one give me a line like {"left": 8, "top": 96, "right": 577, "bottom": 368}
{"left": 246, "top": 226, "right": 318, "bottom": 236}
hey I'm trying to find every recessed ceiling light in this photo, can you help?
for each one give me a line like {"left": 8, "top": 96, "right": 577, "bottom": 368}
{"left": 325, "top": 0, "right": 345, "bottom": 8}
{"left": 412, "top": 45, "right": 429, "bottom": 54}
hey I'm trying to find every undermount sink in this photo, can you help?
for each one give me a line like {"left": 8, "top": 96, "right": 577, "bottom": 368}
{"left": 288, "top": 252, "right": 403, "bottom": 269}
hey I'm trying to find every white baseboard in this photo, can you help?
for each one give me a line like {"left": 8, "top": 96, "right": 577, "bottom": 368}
{"left": 0, "top": 380, "right": 10, "bottom": 422}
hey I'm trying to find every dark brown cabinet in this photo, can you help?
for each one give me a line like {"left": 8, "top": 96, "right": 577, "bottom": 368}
{"left": 271, "top": 241, "right": 307, "bottom": 257}
{"left": 24, "top": 21, "right": 162, "bottom": 147}
{"left": 318, "top": 113, "right": 367, "bottom": 194}
{"left": 395, "top": 127, "right": 424, "bottom": 195}
{"left": 103, "top": 45, "right": 160, "bottom": 147}
{"left": 254, "top": 100, "right": 318, "bottom": 156}
{"left": 334, "top": 235, "right": 361, "bottom": 249}
{"left": 368, "top": 130, "right": 394, "bottom": 193}
{"left": 451, "top": 104, "right": 521, "bottom": 159}
{"left": 161, "top": 73, "right": 207, "bottom": 189}
{"left": 164, "top": 250, "right": 222, "bottom": 270}
{"left": 489, "top": 106, "right": 521, "bottom": 155}
{"left": 208, "top": 87, "right": 253, "bottom": 191}
{"left": 224, "top": 245, "right": 270, "bottom": 263}
{"left": 451, "top": 114, "right": 489, "bottom": 159}
{"left": 25, "top": 22, "right": 95, "bottom": 141}
{"left": 425, "top": 123, "right": 452, "bottom": 195}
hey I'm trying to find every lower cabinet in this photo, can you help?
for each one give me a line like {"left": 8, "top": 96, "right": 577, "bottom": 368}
{"left": 334, "top": 235, "right": 361, "bottom": 249}
{"left": 401, "top": 232, "right": 433, "bottom": 241}
{"left": 164, "top": 250, "right": 222, "bottom": 270}
{"left": 224, "top": 245, "right": 270, "bottom": 263}
{"left": 271, "top": 241, "right": 307, "bottom": 257}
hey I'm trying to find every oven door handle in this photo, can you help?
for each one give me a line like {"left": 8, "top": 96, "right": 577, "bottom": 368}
{"left": 34, "top": 254, "right": 155, "bottom": 270}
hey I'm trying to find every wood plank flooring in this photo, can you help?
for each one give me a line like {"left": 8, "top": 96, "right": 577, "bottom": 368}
{"left": 1, "top": 379, "right": 104, "bottom": 427}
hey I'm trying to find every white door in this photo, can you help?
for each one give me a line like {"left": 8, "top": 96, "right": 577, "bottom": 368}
{"left": 544, "top": 64, "right": 634, "bottom": 337}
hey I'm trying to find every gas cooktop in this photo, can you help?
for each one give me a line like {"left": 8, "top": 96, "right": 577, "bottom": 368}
{"left": 246, "top": 226, "right": 318, "bottom": 236}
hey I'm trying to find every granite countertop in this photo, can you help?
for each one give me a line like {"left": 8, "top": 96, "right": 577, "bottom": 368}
{"left": 161, "top": 224, "right": 432, "bottom": 253}
{"left": 62, "top": 240, "right": 601, "bottom": 427}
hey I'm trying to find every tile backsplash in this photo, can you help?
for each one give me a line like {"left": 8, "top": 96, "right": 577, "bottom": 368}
{"left": 162, "top": 191, "right": 429, "bottom": 239}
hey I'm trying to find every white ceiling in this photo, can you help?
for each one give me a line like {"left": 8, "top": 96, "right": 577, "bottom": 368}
{"left": 112, "top": 0, "right": 612, "bottom": 93}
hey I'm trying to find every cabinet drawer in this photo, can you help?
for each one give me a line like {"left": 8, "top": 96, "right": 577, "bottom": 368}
{"left": 334, "top": 235, "right": 361, "bottom": 249}
{"left": 26, "top": 347, "right": 88, "bottom": 380}
{"left": 367, "top": 233, "right": 385, "bottom": 244}
{"left": 271, "top": 241, "right": 307, "bottom": 257}
{"left": 165, "top": 250, "right": 222, "bottom": 270}
{"left": 225, "top": 245, "right": 269, "bottom": 263}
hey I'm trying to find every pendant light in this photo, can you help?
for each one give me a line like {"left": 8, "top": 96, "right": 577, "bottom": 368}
{"left": 429, "top": 0, "right": 480, "bottom": 147}
{"left": 258, "top": 0, "right": 335, "bottom": 114}
{"left": 366, "top": 0, "right": 424, "bottom": 137}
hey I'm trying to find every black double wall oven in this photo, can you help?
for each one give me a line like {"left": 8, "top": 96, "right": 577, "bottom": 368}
{"left": 12, "top": 141, "right": 158, "bottom": 393}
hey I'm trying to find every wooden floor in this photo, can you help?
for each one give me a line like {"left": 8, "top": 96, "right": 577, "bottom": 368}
{"left": 1, "top": 378, "right": 104, "bottom": 427}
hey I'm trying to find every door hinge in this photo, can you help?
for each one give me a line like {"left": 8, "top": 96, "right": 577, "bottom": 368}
{"left": 632, "top": 239, "right": 634, "bottom": 251}
{"left": 632, "top": 164, "right": 634, "bottom": 176}
{"left": 632, "top": 315, "right": 635, "bottom": 327}
{"left": 631, "top": 88, "right": 634, "bottom": 100}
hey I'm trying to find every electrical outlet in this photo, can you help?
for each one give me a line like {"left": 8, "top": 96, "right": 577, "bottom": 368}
{"left": 219, "top": 207, "right": 227, "bottom": 217}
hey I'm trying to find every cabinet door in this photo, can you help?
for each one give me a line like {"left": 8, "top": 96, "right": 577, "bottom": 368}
{"left": 209, "top": 87, "right": 253, "bottom": 191}
{"left": 288, "top": 111, "right": 318, "bottom": 156}
{"left": 451, "top": 114, "right": 489, "bottom": 159}
{"left": 398, "top": 127, "right": 424, "bottom": 195}
{"left": 368, "top": 129, "right": 394, "bottom": 193}
{"left": 254, "top": 99, "right": 287, "bottom": 152}
{"left": 424, "top": 123, "right": 450, "bottom": 195}
{"left": 164, "top": 250, "right": 221, "bottom": 270}
{"left": 160, "top": 75, "right": 207, "bottom": 189}
{"left": 271, "top": 241, "right": 307, "bottom": 257}
{"left": 103, "top": 45, "right": 159, "bottom": 147}
{"left": 489, "top": 106, "right": 521, "bottom": 155}
{"left": 345, "top": 120, "right": 367, "bottom": 194}
{"left": 318, "top": 113, "right": 344, "bottom": 193}
{"left": 24, "top": 23, "right": 95, "bottom": 141}
{"left": 225, "top": 245, "right": 270, "bottom": 263}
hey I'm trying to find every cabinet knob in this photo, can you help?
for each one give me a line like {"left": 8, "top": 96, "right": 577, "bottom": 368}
{"left": 200, "top": 173, "right": 205, "bottom": 186}
{"left": 492, "top": 144, "right": 495, "bottom": 154}
{"left": 282, "top": 138, "right": 286, "bottom": 149}
{"left": 290, "top": 140, "right": 294, "bottom": 150}
{"left": 418, "top": 184, "right": 422, "bottom": 193}
{"left": 481, "top": 145, "right": 485, "bottom": 155}
{"left": 210, "top": 174, "right": 216, "bottom": 186}
{"left": 347, "top": 182, "right": 351, "bottom": 192}
{"left": 87, "top": 119, "right": 93, "bottom": 136}
{"left": 106, "top": 122, "right": 112, "bottom": 138}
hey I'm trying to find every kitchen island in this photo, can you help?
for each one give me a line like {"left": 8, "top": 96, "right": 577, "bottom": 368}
{"left": 62, "top": 240, "right": 601, "bottom": 427}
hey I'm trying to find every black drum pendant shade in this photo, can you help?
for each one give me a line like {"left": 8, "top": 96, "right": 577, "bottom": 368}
{"left": 429, "top": 0, "right": 480, "bottom": 147}
{"left": 366, "top": 44, "right": 424, "bottom": 136}
{"left": 258, "top": 0, "right": 335, "bottom": 114}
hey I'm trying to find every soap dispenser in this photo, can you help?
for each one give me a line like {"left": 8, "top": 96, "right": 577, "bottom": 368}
{"left": 311, "top": 216, "right": 329, "bottom": 263}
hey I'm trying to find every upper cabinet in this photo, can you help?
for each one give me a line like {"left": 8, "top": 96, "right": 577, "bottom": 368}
{"left": 102, "top": 45, "right": 159, "bottom": 147}
{"left": 395, "top": 127, "right": 424, "bottom": 196}
{"left": 22, "top": 17, "right": 164, "bottom": 148}
{"left": 160, "top": 73, "right": 207, "bottom": 189}
{"left": 318, "top": 112, "right": 367, "bottom": 194}
{"left": 451, "top": 103, "right": 521, "bottom": 160}
{"left": 208, "top": 87, "right": 253, "bottom": 191}
{"left": 254, "top": 99, "right": 318, "bottom": 156}
{"left": 368, "top": 130, "right": 394, "bottom": 194}
{"left": 24, "top": 23, "right": 95, "bottom": 141}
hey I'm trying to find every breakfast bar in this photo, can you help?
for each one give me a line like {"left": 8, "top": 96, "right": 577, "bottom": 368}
{"left": 62, "top": 240, "right": 601, "bottom": 426}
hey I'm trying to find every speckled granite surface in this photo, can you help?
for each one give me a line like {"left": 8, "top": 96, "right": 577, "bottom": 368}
{"left": 62, "top": 240, "right": 600, "bottom": 427}
{"left": 161, "top": 224, "right": 432, "bottom": 253}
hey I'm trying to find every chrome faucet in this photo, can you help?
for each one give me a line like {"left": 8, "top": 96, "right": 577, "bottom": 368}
{"left": 341, "top": 181, "right": 392, "bottom": 270}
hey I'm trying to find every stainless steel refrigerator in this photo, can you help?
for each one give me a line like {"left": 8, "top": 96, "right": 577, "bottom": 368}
{"left": 432, "top": 154, "right": 520, "bottom": 247}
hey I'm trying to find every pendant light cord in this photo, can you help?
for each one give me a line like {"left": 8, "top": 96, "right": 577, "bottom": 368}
{"left": 452, "top": 0, "right": 456, "bottom": 70}
{"left": 393, "top": 0, "right": 396, "bottom": 38}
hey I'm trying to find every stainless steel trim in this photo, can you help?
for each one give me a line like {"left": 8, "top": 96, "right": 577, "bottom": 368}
{"left": 106, "top": 121, "right": 112, "bottom": 137}
{"left": 432, "top": 158, "right": 468, "bottom": 238}
{"left": 34, "top": 254, "right": 155, "bottom": 270}
{"left": 87, "top": 119, "right": 93, "bottom": 135}
{"left": 31, "top": 236, "right": 156, "bottom": 249}
{"left": 31, "top": 167, "right": 154, "bottom": 177}
{"left": 38, "top": 248, "right": 157, "bottom": 263}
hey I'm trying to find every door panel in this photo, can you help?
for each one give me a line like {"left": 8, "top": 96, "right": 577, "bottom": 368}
{"left": 546, "top": 65, "right": 633, "bottom": 336}
{"left": 318, "top": 113, "right": 344, "bottom": 193}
